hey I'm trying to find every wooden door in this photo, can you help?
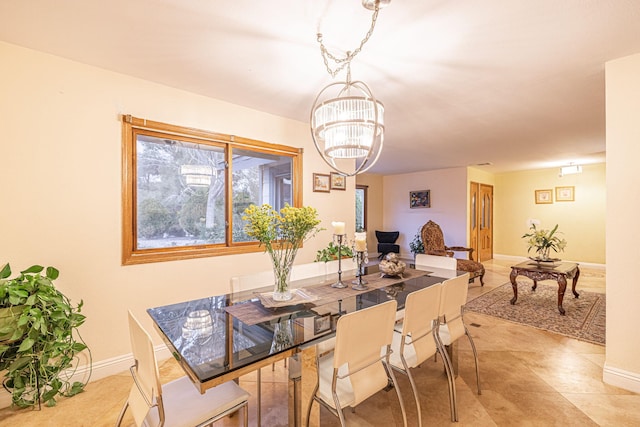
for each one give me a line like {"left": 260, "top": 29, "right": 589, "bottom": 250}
{"left": 470, "top": 182, "right": 493, "bottom": 262}
{"left": 469, "top": 182, "right": 479, "bottom": 257}
{"left": 478, "top": 184, "right": 493, "bottom": 261}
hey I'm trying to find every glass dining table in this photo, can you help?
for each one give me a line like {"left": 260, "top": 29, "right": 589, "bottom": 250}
{"left": 147, "top": 264, "right": 458, "bottom": 426}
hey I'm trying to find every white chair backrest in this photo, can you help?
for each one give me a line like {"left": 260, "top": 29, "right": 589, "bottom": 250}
{"left": 415, "top": 254, "right": 457, "bottom": 270}
{"left": 415, "top": 254, "right": 458, "bottom": 279}
{"left": 333, "top": 300, "right": 397, "bottom": 406}
{"left": 290, "top": 262, "right": 324, "bottom": 281}
{"left": 324, "top": 258, "right": 357, "bottom": 275}
{"left": 439, "top": 274, "right": 470, "bottom": 341}
{"left": 230, "top": 270, "right": 274, "bottom": 294}
{"left": 401, "top": 283, "right": 442, "bottom": 366}
{"left": 127, "top": 311, "right": 164, "bottom": 426}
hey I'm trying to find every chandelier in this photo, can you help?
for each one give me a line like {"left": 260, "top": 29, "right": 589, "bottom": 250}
{"left": 310, "top": 0, "right": 390, "bottom": 177}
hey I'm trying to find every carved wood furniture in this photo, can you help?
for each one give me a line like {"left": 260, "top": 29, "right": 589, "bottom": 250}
{"left": 509, "top": 261, "right": 580, "bottom": 315}
{"left": 420, "top": 220, "right": 485, "bottom": 285}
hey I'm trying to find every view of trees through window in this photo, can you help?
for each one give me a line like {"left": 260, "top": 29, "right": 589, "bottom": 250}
{"left": 136, "top": 135, "right": 292, "bottom": 249}
{"left": 122, "top": 115, "right": 301, "bottom": 264}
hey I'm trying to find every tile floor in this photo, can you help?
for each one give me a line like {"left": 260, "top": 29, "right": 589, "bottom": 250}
{"left": 1, "top": 259, "right": 639, "bottom": 426}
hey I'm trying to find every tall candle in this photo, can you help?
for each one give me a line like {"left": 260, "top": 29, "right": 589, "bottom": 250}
{"left": 332, "top": 221, "right": 345, "bottom": 235}
{"left": 354, "top": 232, "right": 367, "bottom": 252}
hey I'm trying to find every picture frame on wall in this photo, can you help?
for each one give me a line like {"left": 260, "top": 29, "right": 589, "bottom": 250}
{"left": 535, "top": 189, "right": 553, "bottom": 204}
{"left": 555, "top": 186, "right": 575, "bottom": 202}
{"left": 409, "top": 190, "right": 430, "bottom": 208}
{"left": 330, "top": 172, "right": 346, "bottom": 190}
{"left": 313, "top": 173, "right": 330, "bottom": 193}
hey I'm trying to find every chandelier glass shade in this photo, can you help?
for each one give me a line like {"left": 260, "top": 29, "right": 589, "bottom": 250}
{"left": 310, "top": 0, "right": 389, "bottom": 177}
{"left": 311, "top": 80, "right": 384, "bottom": 176}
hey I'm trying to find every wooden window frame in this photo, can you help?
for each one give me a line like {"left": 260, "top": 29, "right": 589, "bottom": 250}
{"left": 122, "top": 115, "right": 303, "bottom": 265}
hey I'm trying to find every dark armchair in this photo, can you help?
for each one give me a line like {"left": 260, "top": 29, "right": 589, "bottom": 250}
{"left": 420, "top": 220, "right": 484, "bottom": 285}
{"left": 375, "top": 230, "right": 400, "bottom": 259}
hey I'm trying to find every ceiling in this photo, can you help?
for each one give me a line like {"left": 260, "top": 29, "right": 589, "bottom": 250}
{"left": 2, "top": 0, "right": 639, "bottom": 174}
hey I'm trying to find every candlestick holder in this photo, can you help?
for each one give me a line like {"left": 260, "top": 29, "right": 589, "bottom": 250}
{"left": 351, "top": 250, "right": 368, "bottom": 290}
{"left": 331, "top": 233, "right": 348, "bottom": 288}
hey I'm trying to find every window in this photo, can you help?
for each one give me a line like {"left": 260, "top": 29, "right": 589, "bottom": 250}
{"left": 122, "top": 115, "right": 302, "bottom": 265}
{"left": 355, "top": 185, "right": 368, "bottom": 231}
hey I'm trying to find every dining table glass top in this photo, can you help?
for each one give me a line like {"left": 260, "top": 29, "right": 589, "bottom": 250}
{"left": 147, "top": 264, "right": 453, "bottom": 386}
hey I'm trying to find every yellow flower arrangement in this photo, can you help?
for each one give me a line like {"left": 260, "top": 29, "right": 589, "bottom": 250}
{"left": 243, "top": 203, "right": 322, "bottom": 300}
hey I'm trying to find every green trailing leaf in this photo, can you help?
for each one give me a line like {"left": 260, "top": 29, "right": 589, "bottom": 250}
{"left": 21, "top": 265, "right": 44, "bottom": 274}
{"left": 45, "top": 266, "right": 59, "bottom": 280}
{"left": 0, "top": 263, "right": 91, "bottom": 408}
{"left": 0, "top": 263, "right": 11, "bottom": 279}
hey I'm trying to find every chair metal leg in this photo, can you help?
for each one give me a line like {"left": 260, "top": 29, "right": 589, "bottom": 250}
{"left": 332, "top": 391, "right": 348, "bottom": 427}
{"left": 435, "top": 328, "right": 458, "bottom": 422}
{"left": 115, "top": 400, "right": 129, "bottom": 427}
{"left": 464, "top": 325, "right": 482, "bottom": 395}
{"left": 403, "top": 363, "right": 423, "bottom": 427}
{"left": 304, "top": 384, "right": 319, "bottom": 427}
{"left": 385, "top": 361, "right": 408, "bottom": 427}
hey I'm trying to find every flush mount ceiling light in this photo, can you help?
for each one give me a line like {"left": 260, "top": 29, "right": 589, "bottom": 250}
{"left": 560, "top": 164, "right": 582, "bottom": 177}
{"left": 310, "top": 0, "right": 389, "bottom": 177}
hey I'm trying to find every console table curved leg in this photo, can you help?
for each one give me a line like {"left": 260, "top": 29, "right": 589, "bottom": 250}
{"left": 572, "top": 267, "right": 581, "bottom": 298}
{"left": 510, "top": 269, "right": 519, "bottom": 305}
{"left": 531, "top": 280, "right": 538, "bottom": 291}
{"left": 557, "top": 276, "right": 567, "bottom": 315}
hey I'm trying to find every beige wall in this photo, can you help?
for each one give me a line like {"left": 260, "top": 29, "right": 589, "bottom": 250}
{"left": 0, "top": 42, "right": 354, "bottom": 370}
{"left": 380, "top": 168, "right": 468, "bottom": 258}
{"left": 604, "top": 52, "right": 640, "bottom": 392}
{"left": 494, "top": 164, "right": 606, "bottom": 264}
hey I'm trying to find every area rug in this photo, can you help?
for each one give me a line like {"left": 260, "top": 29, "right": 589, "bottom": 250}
{"left": 465, "top": 281, "right": 605, "bottom": 345}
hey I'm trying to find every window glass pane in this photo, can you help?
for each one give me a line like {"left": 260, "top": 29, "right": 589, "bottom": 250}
{"left": 232, "top": 148, "right": 293, "bottom": 242}
{"left": 136, "top": 134, "right": 225, "bottom": 249}
{"left": 355, "top": 188, "right": 365, "bottom": 231}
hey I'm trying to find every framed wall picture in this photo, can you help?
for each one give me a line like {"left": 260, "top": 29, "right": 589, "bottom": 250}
{"left": 330, "top": 172, "right": 346, "bottom": 190}
{"left": 409, "top": 190, "right": 430, "bottom": 208}
{"left": 535, "top": 189, "right": 553, "bottom": 204}
{"left": 314, "top": 313, "right": 331, "bottom": 334}
{"left": 313, "top": 173, "right": 330, "bottom": 192}
{"left": 556, "top": 186, "right": 575, "bottom": 202}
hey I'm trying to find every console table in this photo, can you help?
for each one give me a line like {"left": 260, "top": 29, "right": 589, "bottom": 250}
{"left": 509, "top": 261, "right": 580, "bottom": 315}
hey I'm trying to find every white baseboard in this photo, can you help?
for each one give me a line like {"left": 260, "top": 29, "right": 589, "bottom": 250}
{"left": 603, "top": 363, "right": 640, "bottom": 393}
{"left": 0, "top": 344, "right": 173, "bottom": 408}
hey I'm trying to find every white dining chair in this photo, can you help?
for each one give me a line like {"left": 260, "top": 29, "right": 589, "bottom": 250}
{"left": 116, "top": 311, "right": 250, "bottom": 427}
{"left": 305, "top": 300, "right": 408, "bottom": 427}
{"left": 415, "top": 253, "right": 459, "bottom": 279}
{"left": 388, "top": 282, "right": 457, "bottom": 426}
{"left": 437, "top": 273, "right": 481, "bottom": 421}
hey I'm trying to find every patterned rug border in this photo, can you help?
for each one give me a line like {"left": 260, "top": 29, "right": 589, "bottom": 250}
{"left": 465, "top": 281, "right": 605, "bottom": 346}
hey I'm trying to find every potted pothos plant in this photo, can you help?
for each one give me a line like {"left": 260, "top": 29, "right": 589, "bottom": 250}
{"left": 314, "top": 241, "right": 354, "bottom": 263}
{"left": 0, "top": 263, "right": 90, "bottom": 408}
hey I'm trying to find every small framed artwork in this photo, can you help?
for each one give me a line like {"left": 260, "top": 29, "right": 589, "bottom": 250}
{"left": 330, "top": 172, "right": 346, "bottom": 190}
{"left": 409, "top": 190, "right": 430, "bottom": 209}
{"left": 314, "top": 313, "right": 331, "bottom": 334}
{"left": 556, "top": 186, "right": 575, "bottom": 202}
{"left": 535, "top": 189, "right": 553, "bottom": 204}
{"left": 313, "top": 173, "right": 330, "bottom": 193}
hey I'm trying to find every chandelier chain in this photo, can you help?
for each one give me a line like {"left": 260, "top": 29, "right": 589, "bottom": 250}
{"left": 316, "top": 5, "right": 380, "bottom": 79}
